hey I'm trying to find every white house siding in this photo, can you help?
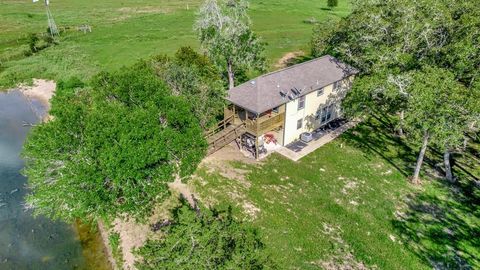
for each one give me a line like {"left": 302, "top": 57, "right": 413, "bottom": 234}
{"left": 282, "top": 76, "right": 354, "bottom": 146}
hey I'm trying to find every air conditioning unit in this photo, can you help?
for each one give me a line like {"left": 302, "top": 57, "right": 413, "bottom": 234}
{"left": 300, "top": 132, "right": 313, "bottom": 143}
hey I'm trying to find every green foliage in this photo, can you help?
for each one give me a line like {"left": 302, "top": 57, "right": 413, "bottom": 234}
{"left": 195, "top": 0, "right": 266, "bottom": 88}
{"left": 317, "top": 0, "right": 480, "bottom": 177}
{"left": 26, "top": 33, "right": 56, "bottom": 55}
{"left": 310, "top": 18, "right": 339, "bottom": 57}
{"left": 403, "top": 67, "right": 472, "bottom": 150}
{"left": 327, "top": 0, "right": 338, "bottom": 8}
{"left": 109, "top": 232, "right": 124, "bottom": 268}
{"left": 313, "top": 0, "right": 480, "bottom": 84}
{"left": 23, "top": 64, "right": 207, "bottom": 222}
{"left": 136, "top": 200, "right": 276, "bottom": 270}
{"left": 28, "top": 33, "right": 39, "bottom": 53}
{"left": 150, "top": 47, "right": 225, "bottom": 128}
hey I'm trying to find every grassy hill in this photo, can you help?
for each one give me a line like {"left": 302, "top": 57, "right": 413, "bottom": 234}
{"left": 192, "top": 118, "right": 480, "bottom": 269}
{"left": 0, "top": 0, "right": 351, "bottom": 88}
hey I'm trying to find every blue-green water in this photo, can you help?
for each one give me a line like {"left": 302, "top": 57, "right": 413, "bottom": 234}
{"left": 0, "top": 90, "right": 87, "bottom": 269}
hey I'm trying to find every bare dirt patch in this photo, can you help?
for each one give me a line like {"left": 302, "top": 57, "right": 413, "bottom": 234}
{"left": 201, "top": 143, "right": 260, "bottom": 185}
{"left": 112, "top": 218, "right": 150, "bottom": 270}
{"left": 118, "top": 6, "right": 171, "bottom": 15}
{"left": 275, "top": 51, "right": 305, "bottom": 69}
{"left": 196, "top": 143, "right": 263, "bottom": 219}
{"left": 110, "top": 195, "right": 180, "bottom": 270}
{"left": 313, "top": 223, "right": 377, "bottom": 270}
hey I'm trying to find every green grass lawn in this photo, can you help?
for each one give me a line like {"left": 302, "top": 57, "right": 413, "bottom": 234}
{"left": 0, "top": 0, "right": 351, "bottom": 88}
{"left": 191, "top": 117, "right": 480, "bottom": 269}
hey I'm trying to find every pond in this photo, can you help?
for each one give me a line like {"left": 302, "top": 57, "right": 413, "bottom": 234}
{"left": 0, "top": 90, "right": 111, "bottom": 270}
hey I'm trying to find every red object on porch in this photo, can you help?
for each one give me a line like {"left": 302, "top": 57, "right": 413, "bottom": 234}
{"left": 264, "top": 133, "right": 277, "bottom": 145}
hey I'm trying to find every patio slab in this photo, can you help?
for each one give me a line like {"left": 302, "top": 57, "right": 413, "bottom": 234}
{"left": 275, "top": 120, "right": 359, "bottom": 162}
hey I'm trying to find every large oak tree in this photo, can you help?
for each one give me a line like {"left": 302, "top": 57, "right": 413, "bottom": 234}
{"left": 195, "top": 0, "right": 266, "bottom": 89}
{"left": 23, "top": 64, "right": 207, "bottom": 222}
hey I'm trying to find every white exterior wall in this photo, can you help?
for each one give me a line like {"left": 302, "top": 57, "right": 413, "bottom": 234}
{"left": 283, "top": 76, "right": 354, "bottom": 146}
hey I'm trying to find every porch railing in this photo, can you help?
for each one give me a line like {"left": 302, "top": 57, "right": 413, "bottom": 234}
{"left": 245, "top": 113, "right": 285, "bottom": 136}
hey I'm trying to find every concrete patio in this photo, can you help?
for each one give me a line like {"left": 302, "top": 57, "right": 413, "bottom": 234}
{"left": 274, "top": 119, "right": 359, "bottom": 161}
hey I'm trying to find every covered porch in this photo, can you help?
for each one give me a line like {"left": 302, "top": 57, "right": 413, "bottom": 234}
{"left": 224, "top": 104, "right": 286, "bottom": 159}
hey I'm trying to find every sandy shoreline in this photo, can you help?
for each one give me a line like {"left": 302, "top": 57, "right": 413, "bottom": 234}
{"left": 18, "top": 79, "right": 56, "bottom": 120}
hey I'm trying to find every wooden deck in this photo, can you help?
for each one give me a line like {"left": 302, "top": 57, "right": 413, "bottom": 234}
{"left": 206, "top": 116, "right": 246, "bottom": 155}
{"left": 205, "top": 105, "right": 286, "bottom": 156}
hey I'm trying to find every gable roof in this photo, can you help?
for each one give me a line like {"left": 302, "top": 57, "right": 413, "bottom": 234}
{"left": 226, "top": 55, "right": 358, "bottom": 114}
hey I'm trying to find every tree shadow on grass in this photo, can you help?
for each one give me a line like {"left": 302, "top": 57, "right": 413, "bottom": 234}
{"left": 342, "top": 116, "right": 480, "bottom": 269}
{"left": 391, "top": 178, "right": 480, "bottom": 269}
{"left": 341, "top": 115, "right": 418, "bottom": 178}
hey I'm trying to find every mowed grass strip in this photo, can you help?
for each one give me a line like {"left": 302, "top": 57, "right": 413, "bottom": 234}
{"left": 0, "top": 0, "right": 351, "bottom": 88}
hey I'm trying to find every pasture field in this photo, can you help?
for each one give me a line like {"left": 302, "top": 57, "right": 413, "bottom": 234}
{"left": 0, "top": 0, "right": 351, "bottom": 88}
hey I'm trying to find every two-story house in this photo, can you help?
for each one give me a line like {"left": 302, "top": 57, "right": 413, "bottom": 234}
{"left": 207, "top": 55, "right": 357, "bottom": 157}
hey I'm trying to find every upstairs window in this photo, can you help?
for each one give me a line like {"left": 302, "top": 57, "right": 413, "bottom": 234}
{"left": 297, "top": 96, "right": 305, "bottom": 111}
{"left": 317, "top": 88, "right": 324, "bottom": 96}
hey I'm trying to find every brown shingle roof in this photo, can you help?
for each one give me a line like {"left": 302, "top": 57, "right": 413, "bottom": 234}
{"left": 226, "top": 55, "right": 358, "bottom": 114}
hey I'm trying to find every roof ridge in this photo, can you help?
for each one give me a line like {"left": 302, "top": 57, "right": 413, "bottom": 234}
{"left": 258, "top": 54, "right": 332, "bottom": 79}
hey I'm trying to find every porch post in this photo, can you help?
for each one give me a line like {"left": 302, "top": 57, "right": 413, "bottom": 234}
{"left": 255, "top": 136, "right": 259, "bottom": 160}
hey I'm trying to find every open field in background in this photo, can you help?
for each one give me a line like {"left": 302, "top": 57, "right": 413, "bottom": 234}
{"left": 192, "top": 117, "right": 480, "bottom": 269}
{"left": 0, "top": 0, "right": 351, "bottom": 88}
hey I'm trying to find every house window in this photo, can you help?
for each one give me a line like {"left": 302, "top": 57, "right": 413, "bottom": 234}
{"left": 326, "top": 105, "right": 333, "bottom": 121}
{"left": 297, "top": 118, "right": 303, "bottom": 130}
{"left": 315, "top": 109, "right": 321, "bottom": 120}
{"left": 321, "top": 106, "right": 328, "bottom": 123}
{"left": 317, "top": 88, "right": 324, "bottom": 96}
{"left": 321, "top": 104, "right": 335, "bottom": 124}
{"left": 297, "top": 96, "right": 305, "bottom": 111}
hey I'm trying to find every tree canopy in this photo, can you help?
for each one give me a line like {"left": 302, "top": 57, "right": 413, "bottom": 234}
{"left": 401, "top": 67, "right": 471, "bottom": 183}
{"left": 314, "top": 0, "right": 480, "bottom": 85}
{"left": 23, "top": 63, "right": 207, "bottom": 222}
{"left": 136, "top": 200, "right": 276, "bottom": 270}
{"left": 313, "top": 0, "right": 480, "bottom": 182}
{"left": 195, "top": 0, "right": 266, "bottom": 89}
{"left": 150, "top": 47, "right": 225, "bottom": 129}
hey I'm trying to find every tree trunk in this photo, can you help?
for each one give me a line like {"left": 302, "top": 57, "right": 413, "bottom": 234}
{"left": 444, "top": 149, "right": 454, "bottom": 183}
{"left": 412, "top": 131, "right": 429, "bottom": 184}
{"left": 398, "top": 110, "right": 404, "bottom": 136}
{"left": 462, "top": 136, "right": 468, "bottom": 151}
{"left": 227, "top": 61, "right": 235, "bottom": 90}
